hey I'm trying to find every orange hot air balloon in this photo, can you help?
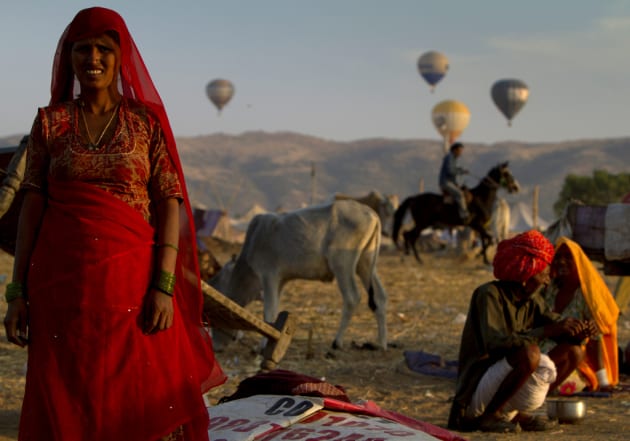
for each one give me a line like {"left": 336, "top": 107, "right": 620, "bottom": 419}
{"left": 206, "top": 79, "right": 234, "bottom": 115}
{"left": 431, "top": 100, "right": 470, "bottom": 146}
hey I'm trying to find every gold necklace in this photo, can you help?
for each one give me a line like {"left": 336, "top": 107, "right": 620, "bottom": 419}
{"left": 80, "top": 103, "right": 119, "bottom": 151}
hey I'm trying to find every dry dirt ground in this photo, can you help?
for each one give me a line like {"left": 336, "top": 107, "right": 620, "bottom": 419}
{"left": 1, "top": 240, "right": 630, "bottom": 441}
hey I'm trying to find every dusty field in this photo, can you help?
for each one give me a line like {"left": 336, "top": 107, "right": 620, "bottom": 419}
{"left": 1, "top": 240, "right": 630, "bottom": 441}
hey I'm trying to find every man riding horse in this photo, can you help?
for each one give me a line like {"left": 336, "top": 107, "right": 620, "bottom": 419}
{"left": 439, "top": 142, "right": 470, "bottom": 223}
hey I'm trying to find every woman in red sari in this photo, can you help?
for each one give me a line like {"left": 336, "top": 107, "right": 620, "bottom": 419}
{"left": 3, "top": 7, "right": 225, "bottom": 441}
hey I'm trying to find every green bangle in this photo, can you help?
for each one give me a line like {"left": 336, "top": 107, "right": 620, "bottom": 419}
{"left": 154, "top": 269, "right": 176, "bottom": 295}
{"left": 5, "top": 282, "right": 25, "bottom": 303}
{"left": 156, "top": 243, "right": 179, "bottom": 252}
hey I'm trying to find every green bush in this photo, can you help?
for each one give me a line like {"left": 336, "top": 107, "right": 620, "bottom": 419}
{"left": 554, "top": 170, "right": 630, "bottom": 216}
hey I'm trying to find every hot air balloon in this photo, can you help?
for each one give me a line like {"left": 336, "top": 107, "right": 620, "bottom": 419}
{"left": 206, "top": 79, "right": 234, "bottom": 115}
{"left": 417, "top": 51, "right": 449, "bottom": 93}
{"left": 491, "top": 79, "right": 529, "bottom": 126}
{"left": 431, "top": 100, "right": 470, "bottom": 153}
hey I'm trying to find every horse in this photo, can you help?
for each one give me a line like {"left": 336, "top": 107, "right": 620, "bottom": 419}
{"left": 490, "top": 196, "right": 511, "bottom": 243}
{"left": 392, "top": 162, "right": 520, "bottom": 264}
{"left": 210, "top": 199, "right": 388, "bottom": 350}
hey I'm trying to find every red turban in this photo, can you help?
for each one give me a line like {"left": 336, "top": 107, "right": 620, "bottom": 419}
{"left": 493, "top": 230, "right": 555, "bottom": 282}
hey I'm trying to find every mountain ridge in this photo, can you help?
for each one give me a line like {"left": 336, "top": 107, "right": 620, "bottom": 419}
{"left": 2, "top": 132, "right": 629, "bottom": 221}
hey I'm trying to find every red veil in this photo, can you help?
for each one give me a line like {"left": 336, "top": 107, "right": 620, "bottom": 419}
{"left": 31, "top": 6, "right": 226, "bottom": 440}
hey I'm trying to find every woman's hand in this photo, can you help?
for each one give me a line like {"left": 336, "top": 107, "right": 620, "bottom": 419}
{"left": 142, "top": 289, "right": 174, "bottom": 334}
{"left": 3, "top": 298, "right": 29, "bottom": 347}
{"left": 571, "top": 319, "right": 599, "bottom": 342}
{"left": 584, "top": 319, "right": 599, "bottom": 339}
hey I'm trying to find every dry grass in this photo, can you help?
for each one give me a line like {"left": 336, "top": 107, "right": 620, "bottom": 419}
{"left": 1, "top": 242, "right": 630, "bottom": 440}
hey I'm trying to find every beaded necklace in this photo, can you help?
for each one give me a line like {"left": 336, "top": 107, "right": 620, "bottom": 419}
{"left": 80, "top": 102, "right": 119, "bottom": 151}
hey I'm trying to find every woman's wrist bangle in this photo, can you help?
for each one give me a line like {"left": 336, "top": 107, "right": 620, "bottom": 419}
{"left": 4, "top": 282, "right": 25, "bottom": 303}
{"left": 153, "top": 269, "right": 176, "bottom": 296}
{"left": 155, "top": 243, "right": 179, "bottom": 252}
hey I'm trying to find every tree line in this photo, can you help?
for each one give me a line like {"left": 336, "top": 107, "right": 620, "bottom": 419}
{"left": 554, "top": 170, "right": 630, "bottom": 216}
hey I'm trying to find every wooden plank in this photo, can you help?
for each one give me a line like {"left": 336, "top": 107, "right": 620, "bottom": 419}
{"left": 201, "top": 280, "right": 281, "bottom": 340}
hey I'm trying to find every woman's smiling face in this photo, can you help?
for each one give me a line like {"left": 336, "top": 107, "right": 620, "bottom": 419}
{"left": 71, "top": 33, "right": 120, "bottom": 92}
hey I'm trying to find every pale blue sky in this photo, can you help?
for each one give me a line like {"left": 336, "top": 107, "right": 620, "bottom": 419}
{"left": 1, "top": 0, "right": 629, "bottom": 143}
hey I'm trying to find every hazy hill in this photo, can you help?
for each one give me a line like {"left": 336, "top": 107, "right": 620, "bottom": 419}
{"left": 2, "top": 132, "right": 629, "bottom": 221}
{"left": 175, "top": 132, "right": 630, "bottom": 221}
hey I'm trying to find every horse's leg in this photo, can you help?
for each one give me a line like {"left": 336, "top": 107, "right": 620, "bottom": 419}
{"left": 402, "top": 230, "right": 411, "bottom": 255}
{"left": 330, "top": 258, "right": 362, "bottom": 350}
{"left": 356, "top": 252, "right": 388, "bottom": 350}
{"left": 477, "top": 229, "right": 494, "bottom": 265}
{"left": 406, "top": 226, "right": 424, "bottom": 264}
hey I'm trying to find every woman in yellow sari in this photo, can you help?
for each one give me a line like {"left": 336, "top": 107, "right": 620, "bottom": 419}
{"left": 544, "top": 236, "right": 619, "bottom": 391}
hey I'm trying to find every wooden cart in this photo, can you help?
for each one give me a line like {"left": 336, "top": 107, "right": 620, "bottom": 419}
{"left": 201, "top": 280, "right": 295, "bottom": 370}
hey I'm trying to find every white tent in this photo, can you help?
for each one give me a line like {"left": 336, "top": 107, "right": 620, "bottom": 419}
{"left": 230, "top": 203, "right": 268, "bottom": 233}
{"left": 510, "top": 201, "right": 549, "bottom": 233}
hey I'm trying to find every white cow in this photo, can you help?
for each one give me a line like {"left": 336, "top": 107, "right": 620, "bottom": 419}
{"left": 332, "top": 190, "right": 398, "bottom": 237}
{"left": 210, "top": 199, "right": 388, "bottom": 350}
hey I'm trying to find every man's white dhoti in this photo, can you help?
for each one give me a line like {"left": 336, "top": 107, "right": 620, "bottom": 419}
{"left": 465, "top": 354, "right": 557, "bottom": 421}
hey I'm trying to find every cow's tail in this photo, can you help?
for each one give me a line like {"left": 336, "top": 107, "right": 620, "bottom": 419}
{"left": 391, "top": 196, "right": 411, "bottom": 248}
{"left": 367, "top": 216, "right": 382, "bottom": 312}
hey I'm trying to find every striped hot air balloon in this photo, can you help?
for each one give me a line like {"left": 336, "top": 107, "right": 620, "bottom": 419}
{"left": 417, "top": 51, "right": 449, "bottom": 93}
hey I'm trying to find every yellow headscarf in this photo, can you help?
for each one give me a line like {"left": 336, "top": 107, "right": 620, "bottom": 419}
{"left": 555, "top": 236, "right": 620, "bottom": 387}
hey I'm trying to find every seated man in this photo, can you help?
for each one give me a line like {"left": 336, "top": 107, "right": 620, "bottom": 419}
{"left": 448, "top": 230, "right": 591, "bottom": 433}
{"left": 439, "top": 142, "right": 469, "bottom": 222}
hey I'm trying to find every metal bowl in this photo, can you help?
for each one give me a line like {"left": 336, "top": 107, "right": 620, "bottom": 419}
{"left": 547, "top": 399, "right": 586, "bottom": 423}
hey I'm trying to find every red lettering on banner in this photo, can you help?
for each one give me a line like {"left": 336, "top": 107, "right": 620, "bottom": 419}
{"left": 209, "top": 416, "right": 230, "bottom": 426}
{"left": 335, "top": 433, "right": 365, "bottom": 440}
{"left": 303, "top": 429, "right": 341, "bottom": 440}
{"left": 255, "top": 425, "right": 289, "bottom": 441}
{"left": 300, "top": 412, "right": 327, "bottom": 424}
{"left": 338, "top": 421, "right": 369, "bottom": 428}
{"left": 280, "top": 427, "right": 316, "bottom": 439}
{"left": 212, "top": 418, "right": 250, "bottom": 431}
{"left": 233, "top": 419, "right": 272, "bottom": 432}
{"left": 320, "top": 415, "right": 346, "bottom": 426}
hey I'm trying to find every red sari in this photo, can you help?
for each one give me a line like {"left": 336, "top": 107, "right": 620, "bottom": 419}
{"left": 22, "top": 178, "right": 218, "bottom": 440}
{"left": 19, "top": 6, "right": 225, "bottom": 441}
